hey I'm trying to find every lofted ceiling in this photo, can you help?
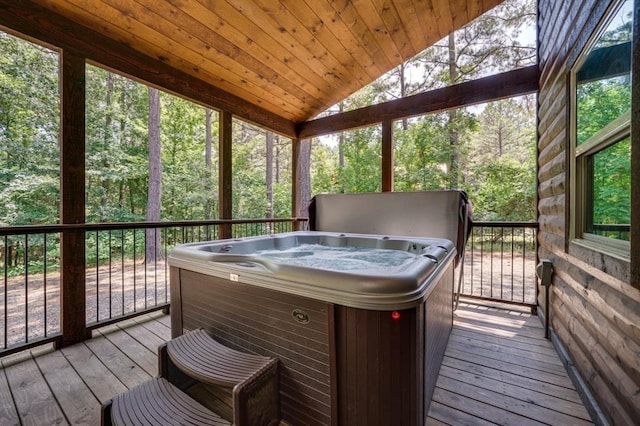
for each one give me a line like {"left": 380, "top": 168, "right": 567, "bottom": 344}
{"left": 31, "top": 0, "right": 504, "bottom": 123}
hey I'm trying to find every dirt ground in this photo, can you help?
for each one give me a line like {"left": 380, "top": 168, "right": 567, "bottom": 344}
{"left": 0, "top": 259, "right": 169, "bottom": 348}
{"left": 460, "top": 252, "right": 538, "bottom": 304}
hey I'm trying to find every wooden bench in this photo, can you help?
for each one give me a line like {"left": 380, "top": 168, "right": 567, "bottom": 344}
{"left": 102, "top": 329, "right": 279, "bottom": 426}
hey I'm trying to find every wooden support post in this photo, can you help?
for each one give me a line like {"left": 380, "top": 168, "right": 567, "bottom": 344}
{"left": 382, "top": 119, "right": 394, "bottom": 192}
{"left": 219, "top": 111, "right": 233, "bottom": 239}
{"left": 60, "top": 51, "right": 89, "bottom": 347}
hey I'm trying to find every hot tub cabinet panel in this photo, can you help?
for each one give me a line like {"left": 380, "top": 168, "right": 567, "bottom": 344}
{"left": 169, "top": 232, "right": 455, "bottom": 425}
{"left": 334, "top": 261, "right": 453, "bottom": 426}
{"left": 334, "top": 305, "right": 421, "bottom": 425}
{"left": 171, "top": 267, "right": 333, "bottom": 426}
{"left": 424, "top": 261, "right": 454, "bottom": 407}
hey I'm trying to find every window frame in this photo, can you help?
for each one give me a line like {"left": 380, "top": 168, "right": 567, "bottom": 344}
{"left": 569, "top": 0, "right": 632, "bottom": 262}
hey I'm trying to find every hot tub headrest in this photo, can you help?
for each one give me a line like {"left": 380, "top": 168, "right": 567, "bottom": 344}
{"left": 309, "top": 190, "right": 472, "bottom": 266}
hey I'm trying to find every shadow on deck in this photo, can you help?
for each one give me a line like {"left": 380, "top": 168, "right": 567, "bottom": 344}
{"left": 0, "top": 301, "right": 592, "bottom": 425}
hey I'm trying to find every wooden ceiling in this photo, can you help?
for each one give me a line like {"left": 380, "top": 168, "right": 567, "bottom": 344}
{"left": 29, "top": 0, "right": 504, "bottom": 124}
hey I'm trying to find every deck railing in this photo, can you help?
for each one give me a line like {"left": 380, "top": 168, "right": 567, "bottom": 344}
{"left": 0, "top": 228, "right": 62, "bottom": 355}
{"left": 0, "top": 218, "right": 304, "bottom": 356}
{"left": 458, "top": 221, "right": 539, "bottom": 311}
{"left": 0, "top": 219, "right": 536, "bottom": 357}
{"left": 84, "top": 219, "right": 301, "bottom": 327}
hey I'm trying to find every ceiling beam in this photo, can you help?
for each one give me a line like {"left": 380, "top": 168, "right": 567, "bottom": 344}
{"left": 297, "top": 65, "right": 540, "bottom": 139}
{"left": 0, "top": 0, "right": 297, "bottom": 138}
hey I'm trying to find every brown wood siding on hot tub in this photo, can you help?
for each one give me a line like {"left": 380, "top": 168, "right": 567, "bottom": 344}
{"left": 171, "top": 259, "right": 453, "bottom": 426}
{"left": 171, "top": 267, "right": 332, "bottom": 425}
{"left": 334, "top": 261, "right": 453, "bottom": 426}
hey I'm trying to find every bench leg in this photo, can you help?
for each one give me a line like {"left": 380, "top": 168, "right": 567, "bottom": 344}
{"left": 158, "top": 342, "right": 196, "bottom": 391}
{"left": 100, "top": 400, "right": 113, "bottom": 426}
{"left": 233, "top": 359, "right": 280, "bottom": 426}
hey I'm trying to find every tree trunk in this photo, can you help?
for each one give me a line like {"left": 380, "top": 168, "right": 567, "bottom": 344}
{"left": 145, "top": 87, "right": 162, "bottom": 263}
{"left": 447, "top": 33, "right": 460, "bottom": 189}
{"left": 275, "top": 135, "right": 281, "bottom": 184}
{"left": 118, "top": 181, "right": 124, "bottom": 209}
{"left": 338, "top": 102, "right": 346, "bottom": 193}
{"left": 297, "top": 139, "right": 312, "bottom": 219}
{"left": 266, "top": 131, "right": 274, "bottom": 219}
{"left": 400, "top": 63, "right": 408, "bottom": 130}
{"left": 204, "top": 108, "right": 213, "bottom": 220}
{"left": 100, "top": 73, "right": 114, "bottom": 219}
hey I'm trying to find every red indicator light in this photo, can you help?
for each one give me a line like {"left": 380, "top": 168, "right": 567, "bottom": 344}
{"left": 391, "top": 311, "right": 401, "bottom": 320}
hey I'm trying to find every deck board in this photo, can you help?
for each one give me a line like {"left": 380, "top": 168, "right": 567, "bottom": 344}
{"left": 132, "top": 312, "right": 172, "bottom": 341}
{"left": 82, "top": 332, "right": 152, "bottom": 392}
{"left": 0, "top": 303, "right": 592, "bottom": 425}
{"left": 60, "top": 341, "right": 127, "bottom": 405}
{"left": 0, "top": 367, "right": 19, "bottom": 425}
{"left": 97, "top": 327, "right": 157, "bottom": 376}
{"left": 34, "top": 349, "right": 100, "bottom": 424}
{"left": 2, "top": 355, "right": 67, "bottom": 425}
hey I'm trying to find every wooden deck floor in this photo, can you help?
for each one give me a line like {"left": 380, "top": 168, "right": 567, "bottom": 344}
{"left": 0, "top": 302, "right": 592, "bottom": 425}
{"left": 428, "top": 301, "right": 593, "bottom": 425}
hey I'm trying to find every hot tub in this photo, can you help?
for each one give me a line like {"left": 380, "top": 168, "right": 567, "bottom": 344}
{"left": 169, "top": 231, "right": 456, "bottom": 426}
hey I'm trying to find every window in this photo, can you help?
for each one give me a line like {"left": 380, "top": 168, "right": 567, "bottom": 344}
{"left": 572, "top": 0, "right": 632, "bottom": 255}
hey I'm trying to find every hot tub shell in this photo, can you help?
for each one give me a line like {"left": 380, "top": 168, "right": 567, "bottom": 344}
{"left": 169, "top": 231, "right": 455, "bottom": 426}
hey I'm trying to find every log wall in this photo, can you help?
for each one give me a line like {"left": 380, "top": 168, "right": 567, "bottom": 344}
{"left": 538, "top": 1, "right": 640, "bottom": 424}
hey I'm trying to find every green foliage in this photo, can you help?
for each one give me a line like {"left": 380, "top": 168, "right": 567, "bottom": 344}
{"left": 310, "top": 142, "right": 340, "bottom": 194}
{"left": 0, "top": 0, "right": 544, "bottom": 278}
{"left": 469, "top": 157, "right": 536, "bottom": 221}
{"left": 338, "top": 126, "right": 382, "bottom": 193}
{"left": 231, "top": 121, "right": 292, "bottom": 218}
{"left": 394, "top": 115, "right": 452, "bottom": 191}
{"left": 0, "top": 32, "right": 59, "bottom": 226}
{"left": 233, "top": 129, "right": 268, "bottom": 218}
{"left": 592, "top": 137, "right": 630, "bottom": 227}
{"left": 85, "top": 66, "right": 149, "bottom": 222}
{"left": 160, "top": 93, "right": 213, "bottom": 220}
{"left": 577, "top": 78, "right": 630, "bottom": 144}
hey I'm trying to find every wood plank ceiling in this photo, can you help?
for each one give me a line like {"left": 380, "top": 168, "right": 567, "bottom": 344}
{"left": 31, "top": 0, "right": 504, "bottom": 123}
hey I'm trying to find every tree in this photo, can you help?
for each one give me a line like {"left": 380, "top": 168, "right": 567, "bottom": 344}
{"left": 394, "top": 116, "right": 451, "bottom": 191}
{"left": 470, "top": 158, "right": 536, "bottom": 221}
{"left": 145, "top": 87, "right": 162, "bottom": 262}
{"left": 204, "top": 109, "right": 216, "bottom": 220}
{"left": 310, "top": 141, "right": 340, "bottom": 195}
{"left": 362, "top": 0, "right": 537, "bottom": 218}
{"left": 295, "top": 139, "right": 312, "bottom": 218}
{"left": 266, "top": 131, "right": 274, "bottom": 219}
{"left": 86, "top": 65, "right": 148, "bottom": 223}
{"left": 469, "top": 96, "right": 536, "bottom": 167}
{"left": 0, "top": 32, "right": 59, "bottom": 226}
{"left": 159, "top": 93, "right": 209, "bottom": 220}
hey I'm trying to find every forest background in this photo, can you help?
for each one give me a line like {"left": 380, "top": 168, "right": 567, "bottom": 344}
{"left": 0, "top": 0, "right": 539, "bottom": 230}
